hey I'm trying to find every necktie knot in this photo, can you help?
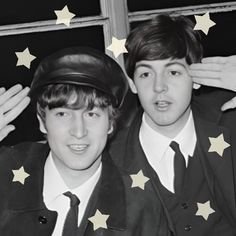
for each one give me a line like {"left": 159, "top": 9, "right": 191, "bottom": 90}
{"left": 64, "top": 191, "right": 80, "bottom": 207}
{"left": 170, "top": 141, "right": 181, "bottom": 153}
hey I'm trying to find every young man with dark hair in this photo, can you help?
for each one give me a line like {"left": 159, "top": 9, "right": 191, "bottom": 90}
{"left": 0, "top": 47, "right": 167, "bottom": 236}
{"left": 110, "top": 14, "right": 236, "bottom": 236}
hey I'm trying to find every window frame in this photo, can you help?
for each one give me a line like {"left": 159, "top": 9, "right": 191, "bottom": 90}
{"left": 0, "top": 0, "right": 236, "bottom": 66}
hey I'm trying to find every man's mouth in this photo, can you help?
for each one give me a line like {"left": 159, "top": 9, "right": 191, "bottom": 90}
{"left": 154, "top": 101, "right": 172, "bottom": 110}
{"left": 68, "top": 144, "right": 89, "bottom": 152}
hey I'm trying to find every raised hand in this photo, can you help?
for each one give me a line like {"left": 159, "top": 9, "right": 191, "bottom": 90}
{"left": 0, "top": 84, "right": 30, "bottom": 141}
{"left": 189, "top": 56, "right": 236, "bottom": 111}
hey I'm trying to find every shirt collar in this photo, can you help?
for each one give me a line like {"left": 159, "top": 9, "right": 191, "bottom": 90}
{"left": 140, "top": 110, "right": 196, "bottom": 161}
{"left": 73, "top": 163, "right": 101, "bottom": 208}
{"left": 43, "top": 152, "right": 102, "bottom": 205}
{"left": 140, "top": 115, "right": 170, "bottom": 161}
{"left": 174, "top": 111, "right": 196, "bottom": 158}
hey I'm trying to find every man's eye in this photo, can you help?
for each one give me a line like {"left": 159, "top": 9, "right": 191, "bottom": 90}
{"left": 55, "top": 112, "right": 67, "bottom": 117}
{"left": 140, "top": 72, "right": 151, "bottom": 78}
{"left": 86, "top": 112, "right": 99, "bottom": 118}
{"left": 169, "top": 70, "right": 181, "bottom": 76}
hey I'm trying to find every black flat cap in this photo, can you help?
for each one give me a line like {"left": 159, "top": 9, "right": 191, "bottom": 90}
{"left": 30, "top": 47, "right": 128, "bottom": 107}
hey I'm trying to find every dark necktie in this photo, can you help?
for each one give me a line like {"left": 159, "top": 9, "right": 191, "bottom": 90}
{"left": 169, "top": 141, "right": 186, "bottom": 194}
{"left": 62, "top": 191, "right": 80, "bottom": 236}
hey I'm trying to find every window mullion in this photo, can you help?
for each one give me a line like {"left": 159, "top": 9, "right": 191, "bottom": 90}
{"left": 100, "top": 0, "right": 129, "bottom": 66}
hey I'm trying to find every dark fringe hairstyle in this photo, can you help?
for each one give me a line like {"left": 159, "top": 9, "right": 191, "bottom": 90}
{"left": 124, "top": 14, "right": 203, "bottom": 79}
{"left": 36, "top": 84, "right": 119, "bottom": 134}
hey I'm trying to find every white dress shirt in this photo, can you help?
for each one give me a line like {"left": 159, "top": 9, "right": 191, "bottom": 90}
{"left": 43, "top": 152, "right": 102, "bottom": 236}
{"left": 139, "top": 111, "right": 197, "bottom": 193}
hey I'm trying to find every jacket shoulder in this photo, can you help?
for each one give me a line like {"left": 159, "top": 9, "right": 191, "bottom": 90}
{"left": 0, "top": 141, "right": 48, "bottom": 166}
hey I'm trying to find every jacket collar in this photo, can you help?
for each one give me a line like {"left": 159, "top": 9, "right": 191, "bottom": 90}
{"left": 8, "top": 142, "right": 126, "bottom": 231}
{"left": 122, "top": 109, "right": 176, "bottom": 233}
{"left": 192, "top": 92, "right": 222, "bottom": 124}
{"left": 79, "top": 150, "right": 127, "bottom": 232}
{"left": 99, "top": 151, "right": 126, "bottom": 230}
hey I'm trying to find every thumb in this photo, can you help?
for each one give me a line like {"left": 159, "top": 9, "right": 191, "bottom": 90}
{"left": 0, "top": 125, "right": 15, "bottom": 142}
{"left": 221, "top": 96, "right": 236, "bottom": 111}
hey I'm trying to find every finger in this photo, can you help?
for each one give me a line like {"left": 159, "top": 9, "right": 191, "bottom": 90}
{"left": 221, "top": 96, "right": 236, "bottom": 111}
{"left": 189, "top": 63, "right": 221, "bottom": 72}
{"left": 0, "top": 87, "right": 6, "bottom": 96}
{"left": 189, "top": 70, "right": 221, "bottom": 78}
{"left": 191, "top": 77, "right": 221, "bottom": 87}
{"left": 3, "top": 97, "right": 30, "bottom": 127}
{"left": 0, "top": 125, "right": 15, "bottom": 142}
{"left": 1, "top": 87, "right": 30, "bottom": 114}
{"left": 202, "top": 57, "right": 227, "bottom": 64}
{"left": 0, "top": 84, "right": 23, "bottom": 106}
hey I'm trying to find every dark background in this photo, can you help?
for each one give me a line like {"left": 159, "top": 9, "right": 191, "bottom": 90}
{"left": 1, "top": 1, "right": 236, "bottom": 145}
{"left": 0, "top": 0, "right": 100, "bottom": 25}
{"left": 128, "top": 0, "right": 236, "bottom": 11}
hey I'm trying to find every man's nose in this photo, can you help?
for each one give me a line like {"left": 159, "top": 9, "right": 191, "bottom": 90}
{"left": 153, "top": 75, "right": 168, "bottom": 93}
{"left": 69, "top": 116, "right": 87, "bottom": 138}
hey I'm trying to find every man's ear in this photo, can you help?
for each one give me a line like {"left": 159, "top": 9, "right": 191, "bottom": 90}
{"left": 127, "top": 77, "right": 138, "bottom": 94}
{"left": 37, "top": 115, "right": 47, "bottom": 134}
{"left": 108, "top": 124, "right": 114, "bottom": 135}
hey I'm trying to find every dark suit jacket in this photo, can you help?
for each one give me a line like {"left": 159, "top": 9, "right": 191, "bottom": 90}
{"left": 0, "top": 142, "right": 169, "bottom": 236}
{"left": 109, "top": 105, "right": 236, "bottom": 235}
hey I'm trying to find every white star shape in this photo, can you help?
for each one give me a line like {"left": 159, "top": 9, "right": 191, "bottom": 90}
{"left": 196, "top": 200, "right": 215, "bottom": 220}
{"left": 130, "top": 170, "right": 149, "bottom": 190}
{"left": 15, "top": 47, "right": 36, "bottom": 69}
{"left": 88, "top": 209, "right": 109, "bottom": 231}
{"left": 12, "top": 166, "right": 30, "bottom": 185}
{"left": 194, "top": 12, "right": 216, "bottom": 35}
{"left": 106, "top": 37, "right": 128, "bottom": 58}
{"left": 54, "top": 5, "right": 76, "bottom": 27}
{"left": 208, "top": 133, "right": 230, "bottom": 157}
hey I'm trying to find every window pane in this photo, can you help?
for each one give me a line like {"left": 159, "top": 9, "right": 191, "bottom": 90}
{"left": 196, "top": 11, "right": 236, "bottom": 56}
{"left": 0, "top": 26, "right": 104, "bottom": 145}
{"left": 0, "top": 0, "right": 100, "bottom": 25}
{"left": 128, "top": 0, "right": 236, "bottom": 12}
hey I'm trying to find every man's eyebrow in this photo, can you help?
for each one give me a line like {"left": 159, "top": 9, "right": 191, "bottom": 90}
{"left": 135, "top": 63, "right": 152, "bottom": 70}
{"left": 135, "top": 61, "right": 187, "bottom": 70}
{"left": 165, "top": 61, "right": 187, "bottom": 69}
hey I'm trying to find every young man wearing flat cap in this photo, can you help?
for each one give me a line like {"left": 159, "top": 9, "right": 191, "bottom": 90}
{"left": 0, "top": 47, "right": 168, "bottom": 236}
{"left": 110, "top": 14, "right": 236, "bottom": 236}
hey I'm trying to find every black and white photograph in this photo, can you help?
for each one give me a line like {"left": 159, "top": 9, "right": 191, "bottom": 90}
{"left": 1, "top": 1, "right": 236, "bottom": 235}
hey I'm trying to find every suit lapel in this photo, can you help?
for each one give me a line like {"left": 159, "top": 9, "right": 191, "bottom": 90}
{"left": 123, "top": 110, "right": 175, "bottom": 234}
{"left": 80, "top": 150, "right": 127, "bottom": 235}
